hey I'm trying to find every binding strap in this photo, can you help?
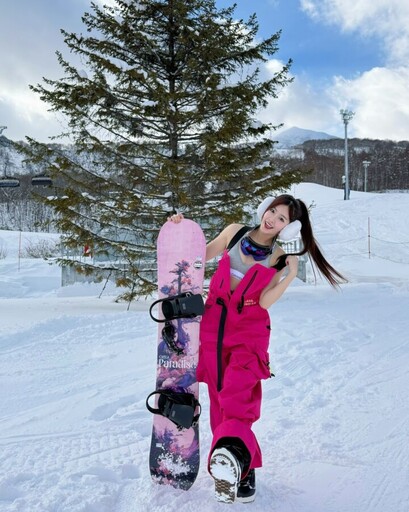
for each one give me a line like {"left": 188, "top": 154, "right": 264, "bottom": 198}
{"left": 161, "top": 321, "right": 184, "bottom": 355}
{"left": 149, "top": 292, "right": 205, "bottom": 355}
{"left": 149, "top": 292, "right": 204, "bottom": 323}
{"left": 146, "top": 389, "right": 201, "bottom": 430}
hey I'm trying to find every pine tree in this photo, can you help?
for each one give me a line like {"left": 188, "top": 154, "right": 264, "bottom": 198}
{"left": 19, "top": 0, "right": 304, "bottom": 299}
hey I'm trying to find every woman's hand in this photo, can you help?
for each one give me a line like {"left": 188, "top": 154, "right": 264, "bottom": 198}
{"left": 168, "top": 213, "right": 184, "bottom": 223}
{"left": 259, "top": 254, "right": 299, "bottom": 309}
{"left": 286, "top": 255, "right": 299, "bottom": 276}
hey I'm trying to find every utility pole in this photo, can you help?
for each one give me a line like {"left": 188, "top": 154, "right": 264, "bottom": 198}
{"left": 340, "top": 109, "right": 354, "bottom": 200}
{"left": 362, "top": 160, "right": 370, "bottom": 192}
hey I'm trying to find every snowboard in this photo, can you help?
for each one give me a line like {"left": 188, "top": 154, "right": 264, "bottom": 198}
{"left": 148, "top": 218, "right": 206, "bottom": 490}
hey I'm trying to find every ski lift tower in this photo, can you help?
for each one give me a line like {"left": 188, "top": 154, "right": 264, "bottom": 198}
{"left": 340, "top": 109, "right": 355, "bottom": 200}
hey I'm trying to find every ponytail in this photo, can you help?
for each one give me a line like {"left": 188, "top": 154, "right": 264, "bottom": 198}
{"left": 296, "top": 200, "right": 347, "bottom": 288}
{"left": 270, "top": 195, "right": 347, "bottom": 288}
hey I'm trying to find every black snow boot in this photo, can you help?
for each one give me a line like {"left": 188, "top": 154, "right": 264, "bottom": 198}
{"left": 237, "top": 468, "right": 256, "bottom": 503}
{"left": 209, "top": 438, "right": 250, "bottom": 503}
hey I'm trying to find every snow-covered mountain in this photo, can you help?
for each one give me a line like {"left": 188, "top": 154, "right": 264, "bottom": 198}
{"left": 274, "top": 126, "right": 339, "bottom": 149}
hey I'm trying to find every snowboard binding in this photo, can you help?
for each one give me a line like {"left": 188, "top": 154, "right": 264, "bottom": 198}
{"left": 146, "top": 389, "right": 201, "bottom": 431}
{"left": 149, "top": 292, "right": 205, "bottom": 355}
{"left": 149, "top": 292, "right": 204, "bottom": 322}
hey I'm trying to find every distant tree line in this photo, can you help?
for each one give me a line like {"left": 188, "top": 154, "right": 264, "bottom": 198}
{"left": 285, "top": 138, "right": 409, "bottom": 192}
{"left": 0, "top": 175, "right": 57, "bottom": 232}
{"left": 0, "top": 135, "right": 57, "bottom": 231}
{"left": 1, "top": 136, "right": 408, "bottom": 232}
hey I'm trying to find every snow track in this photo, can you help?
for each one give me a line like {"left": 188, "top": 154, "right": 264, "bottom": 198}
{"left": 0, "top": 307, "right": 154, "bottom": 512}
{"left": 0, "top": 281, "right": 408, "bottom": 512}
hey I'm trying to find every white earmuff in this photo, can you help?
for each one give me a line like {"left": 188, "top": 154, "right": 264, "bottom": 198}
{"left": 257, "top": 197, "right": 275, "bottom": 221}
{"left": 277, "top": 220, "right": 302, "bottom": 242}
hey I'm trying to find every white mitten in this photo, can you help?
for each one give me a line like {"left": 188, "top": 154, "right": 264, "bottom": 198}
{"left": 277, "top": 220, "right": 302, "bottom": 242}
{"left": 257, "top": 197, "right": 275, "bottom": 220}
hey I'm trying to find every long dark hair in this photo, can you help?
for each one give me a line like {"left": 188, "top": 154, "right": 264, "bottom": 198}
{"left": 269, "top": 194, "right": 347, "bottom": 288}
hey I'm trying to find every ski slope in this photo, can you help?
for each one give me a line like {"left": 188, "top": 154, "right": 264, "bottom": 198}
{"left": 0, "top": 184, "right": 408, "bottom": 512}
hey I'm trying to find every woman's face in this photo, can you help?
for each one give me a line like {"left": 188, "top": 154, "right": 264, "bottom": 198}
{"left": 260, "top": 203, "right": 290, "bottom": 237}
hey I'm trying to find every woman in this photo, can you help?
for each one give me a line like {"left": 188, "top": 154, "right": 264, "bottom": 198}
{"left": 169, "top": 194, "right": 346, "bottom": 503}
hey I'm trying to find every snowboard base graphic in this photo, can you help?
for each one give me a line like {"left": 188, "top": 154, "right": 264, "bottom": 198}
{"left": 149, "top": 219, "right": 206, "bottom": 490}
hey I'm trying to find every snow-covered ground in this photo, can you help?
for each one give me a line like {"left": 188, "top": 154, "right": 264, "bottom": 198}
{"left": 0, "top": 184, "right": 408, "bottom": 512}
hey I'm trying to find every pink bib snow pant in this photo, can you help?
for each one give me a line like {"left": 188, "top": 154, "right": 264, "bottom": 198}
{"left": 196, "top": 251, "right": 277, "bottom": 475}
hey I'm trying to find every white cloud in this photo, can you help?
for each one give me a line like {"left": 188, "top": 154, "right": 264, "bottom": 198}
{"left": 260, "top": 66, "right": 336, "bottom": 135}
{"left": 92, "top": 0, "right": 141, "bottom": 7}
{"left": 261, "top": 60, "right": 409, "bottom": 141}
{"left": 300, "top": 0, "right": 409, "bottom": 66}
{"left": 0, "top": 84, "right": 62, "bottom": 141}
{"left": 330, "top": 67, "right": 409, "bottom": 140}
{"left": 91, "top": 0, "right": 117, "bottom": 6}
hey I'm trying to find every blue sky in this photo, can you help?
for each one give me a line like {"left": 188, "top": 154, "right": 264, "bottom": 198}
{"left": 0, "top": 0, "right": 408, "bottom": 142}
{"left": 218, "top": 0, "right": 382, "bottom": 79}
